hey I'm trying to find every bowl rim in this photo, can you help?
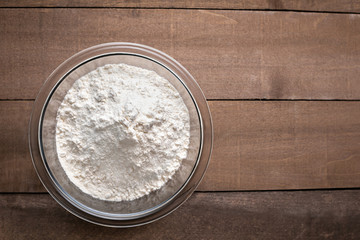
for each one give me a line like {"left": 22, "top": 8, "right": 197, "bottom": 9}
{"left": 29, "top": 42, "right": 213, "bottom": 227}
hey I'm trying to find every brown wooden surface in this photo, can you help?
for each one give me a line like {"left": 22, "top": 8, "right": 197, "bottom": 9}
{"left": 204, "top": 101, "right": 360, "bottom": 191}
{"left": 1, "top": 191, "right": 359, "bottom": 239}
{"left": 0, "top": 101, "right": 43, "bottom": 192}
{"left": 1, "top": 2, "right": 360, "bottom": 238}
{"left": 1, "top": 9, "right": 360, "bottom": 100}
{"left": 1, "top": 0, "right": 360, "bottom": 13}
{"left": 1, "top": 101, "right": 359, "bottom": 192}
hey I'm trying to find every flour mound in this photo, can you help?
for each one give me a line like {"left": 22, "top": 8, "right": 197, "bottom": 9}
{"left": 56, "top": 63, "right": 190, "bottom": 201}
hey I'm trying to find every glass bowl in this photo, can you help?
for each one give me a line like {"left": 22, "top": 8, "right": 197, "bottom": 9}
{"left": 29, "top": 42, "right": 212, "bottom": 227}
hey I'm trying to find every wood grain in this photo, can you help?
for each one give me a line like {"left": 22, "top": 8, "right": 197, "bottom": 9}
{"left": 1, "top": 191, "right": 360, "bottom": 239}
{"left": 1, "top": 9, "right": 360, "bottom": 100}
{"left": 1, "top": 101, "right": 359, "bottom": 192}
{"left": 1, "top": 0, "right": 360, "bottom": 13}
{"left": 0, "top": 101, "right": 43, "bottom": 192}
{"left": 200, "top": 101, "right": 360, "bottom": 191}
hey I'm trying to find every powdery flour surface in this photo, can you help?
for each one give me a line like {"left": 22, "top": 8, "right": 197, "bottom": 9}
{"left": 56, "top": 63, "right": 190, "bottom": 201}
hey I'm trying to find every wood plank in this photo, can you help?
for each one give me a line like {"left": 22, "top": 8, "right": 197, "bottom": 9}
{"left": 1, "top": 0, "right": 360, "bottom": 13}
{"left": 1, "top": 191, "right": 359, "bottom": 239}
{"left": 200, "top": 101, "right": 360, "bottom": 190}
{"left": 1, "top": 9, "right": 360, "bottom": 100}
{"left": 0, "top": 101, "right": 43, "bottom": 192}
{"left": 1, "top": 101, "right": 360, "bottom": 192}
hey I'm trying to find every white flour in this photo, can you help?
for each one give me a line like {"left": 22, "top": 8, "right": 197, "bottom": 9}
{"left": 55, "top": 63, "right": 190, "bottom": 201}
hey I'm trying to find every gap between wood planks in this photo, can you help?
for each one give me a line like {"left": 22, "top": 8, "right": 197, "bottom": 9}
{"left": 0, "top": 7, "right": 360, "bottom": 15}
{"left": 1, "top": 99, "right": 360, "bottom": 102}
{"left": 2, "top": 187, "right": 360, "bottom": 194}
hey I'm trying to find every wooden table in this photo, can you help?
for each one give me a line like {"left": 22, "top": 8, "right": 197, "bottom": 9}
{"left": 1, "top": 1, "right": 360, "bottom": 239}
